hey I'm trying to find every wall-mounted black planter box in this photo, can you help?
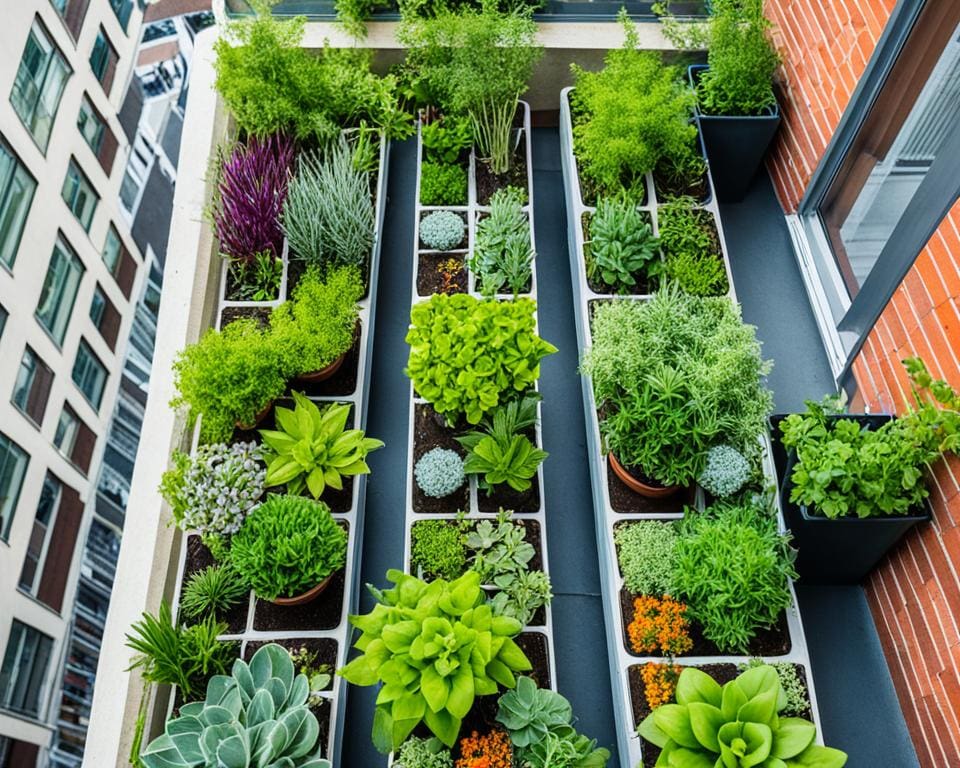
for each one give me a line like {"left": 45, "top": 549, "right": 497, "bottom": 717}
{"left": 688, "top": 65, "right": 781, "bottom": 204}
{"left": 773, "top": 413, "right": 931, "bottom": 585}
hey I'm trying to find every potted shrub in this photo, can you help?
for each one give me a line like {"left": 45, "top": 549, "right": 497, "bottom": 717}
{"left": 663, "top": 0, "right": 781, "bottom": 202}
{"left": 171, "top": 318, "right": 287, "bottom": 443}
{"left": 270, "top": 266, "right": 363, "bottom": 382}
{"left": 777, "top": 358, "right": 956, "bottom": 583}
{"left": 228, "top": 494, "right": 347, "bottom": 605}
{"left": 259, "top": 393, "right": 384, "bottom": 499}
{"left": 580, "top": 285, "right": 772, "bottom": 496}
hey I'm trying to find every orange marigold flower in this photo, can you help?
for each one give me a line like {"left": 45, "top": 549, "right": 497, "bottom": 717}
{"left": 627, "top": 595, "right": 693, "bottom": 656}
{"left": 640, "top": 662, "right": 681, "bottom": 710}
{"left": 455, "top": 729, "right": 512, "bottom": 768}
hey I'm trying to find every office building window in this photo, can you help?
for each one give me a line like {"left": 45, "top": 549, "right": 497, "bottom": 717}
{"left": 10, "top": 21, "right": 71, "bottom": 152}
{"left": 18, "top": 474, "right": 61, "bottom": 594}
{"left": 36, "top": 237, "right": 84, "bottom": 345}
{"left": 89, "top": 284, "right": 119, "bottom": 350}
{"left": 12, "top": 346, "right": 54, "bottom": 426}
{"left": 102, "top": 225, "right": 121, "bottom": 273}
{"left": 0, "top": 432, "right": 29, "bottom": 541}
{"left": 0, "top": 304, "right": 6, "bottom": 339}
{"left": 109, "top": 0, "right": 133, "bottom": 31}
{"left": 89, "top": 28, "right": 118, "bottom": 95}
{"left": 54, "top": 406, "right": 79, "bottom": 455}
{"left": 72, "top": 339, "right": 107, "bottom": 410}
{"left": 50, "top": 0, "right": 89, "bottom": 40}
{"left": 0, "top": 620, "right": 53, "bottom": 718}
{"left": 77, "top": 96, "right": 104, "bottom": 154}
{"left": 62, "top": 159, "right": 98, "bottom": 231}
{"left": 89, "top": 285, "right": 106, "bottom": 326}
{"left": 0, "top": 139, "right": 36, "bottom": 269}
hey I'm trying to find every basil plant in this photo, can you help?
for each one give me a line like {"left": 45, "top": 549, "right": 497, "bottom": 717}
{"left": 339, "top": 569, "right": 532, "bottom": 752}
{"left": 140, "top": 644, "right": 330, "bottom": 768}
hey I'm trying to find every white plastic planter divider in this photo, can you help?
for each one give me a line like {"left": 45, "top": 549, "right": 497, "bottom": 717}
{"left": 169, "top": 131, "right": 390, "bottom": 768}
{"left": 559, "top": 88, "right": 823, "bottom": 768}
{"left": 388, "top": 102, "right": 555, "bottom": 764}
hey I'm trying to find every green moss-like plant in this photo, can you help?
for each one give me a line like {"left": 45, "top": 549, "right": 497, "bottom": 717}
{"left": 171, "top": 318, "right": 287, "bottom": 444}
{"left": 270, "top": 266, "right": 363, "bottom": 378}
{"left": 411, "top": 519, "right": 468, "bottom": 580}
{"left": 420, "top": 162, "right": 468, "bottom": 206}
{"left": 614, "top": 521, "right": 677, "bottom": 596}
{"left": 228, "top": 494, "right": 347, "bottom": 601}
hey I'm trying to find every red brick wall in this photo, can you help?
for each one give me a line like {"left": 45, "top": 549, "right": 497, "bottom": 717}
{"left": 765, "top": 2, "right": 960, "bottom": 765}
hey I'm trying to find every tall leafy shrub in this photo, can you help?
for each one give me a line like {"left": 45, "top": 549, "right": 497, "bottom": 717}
{"left": 213, "top": 134, "right": 294, "bottom": 264}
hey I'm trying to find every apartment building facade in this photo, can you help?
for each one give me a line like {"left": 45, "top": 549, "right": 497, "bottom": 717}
{"left": 0, "top": 1, "right": 146, "bottom": 764}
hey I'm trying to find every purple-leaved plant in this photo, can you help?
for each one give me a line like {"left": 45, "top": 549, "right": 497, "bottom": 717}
{"left": 214, "top": 134, "right": 295, "bottom": 264}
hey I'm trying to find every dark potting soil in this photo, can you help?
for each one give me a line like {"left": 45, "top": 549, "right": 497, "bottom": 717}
{"left": 630, "top": 662, "right": 739, "bottom": 767}
{"left": 652, "top": 161, "right": 710, "bottom": 204}
{"left": 477, "top": 479, "right": 541, "bottom": 515}
{"left": 516, "top": 631, "right": 552, "bottom": 690}
{"left": 619, "top": 587, "right": 792, "bottom": 658}
{"left": 419, "top": 210, "right": 468, "bottom": 251}
{"left": 607, "top": 462, "right": 696, "bottom": 515}
{"left": 252, "top": 567, "right": 346, "bottom": 632}
{"left": 294, "top": 322, "right": 362, "bottom": 398}
{"left": 311, "top": 698, "right": 332, "bottom": 759}
{"left": 243, "top": 637, "right": 339, "bottom": 691}
{"left": 417, "top": 252, "right": 468, "bottom": 297}
{"left": 412, "top": 403, "right": 470, "bottom": 514}
{"left": 581, "top": 212, "right": 658, "bottom": 296}
{"left": 181, "top": 536, "right": 250, "bottom": 633}
{"left": 476, "top": 149, "right": 528, "bottom": 207}
{"left": 220, "top": 305, "right": 271, "bottom": 330}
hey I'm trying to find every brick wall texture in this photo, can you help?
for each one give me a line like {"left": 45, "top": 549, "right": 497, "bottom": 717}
{"left": 764, "top": 1, "right": 960, "bottom": 765}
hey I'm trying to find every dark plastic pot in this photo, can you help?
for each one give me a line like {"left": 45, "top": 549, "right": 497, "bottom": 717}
{"left": 778, "top": 413, "right": 931, "bottom": 584}
{"left": 688, "top": 65, "right": 782, "bottom": 203}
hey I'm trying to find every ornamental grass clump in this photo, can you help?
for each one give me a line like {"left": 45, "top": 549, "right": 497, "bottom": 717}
{"left": 160, "top": 441, "right": 266, "bottom": 543}
{"left": 269, "top": 266, "right": 363, "bottom": 378}
{"left": 339, "top": 569, "right": 532, "bottom": 751}
{"left": 213, "top": 134, "right": 294, "bottom": 265}
{"left": 171, "top": 318, "right": 287, "bottom": 444}
{"left": 580, "top": 284, "right": 772, "bottom": 487}
{"left": 179, "top": 564, "right": 250, "bottom": 620}
{"left": 405, "top": 294, "right": 557, "bottom": 425}
{"left": 228, "top": 494, "right": 347, "bottom": 600}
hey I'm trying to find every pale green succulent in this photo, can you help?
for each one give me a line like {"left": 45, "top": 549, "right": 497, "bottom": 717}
{"left": 140, "top": 644, "right": 330, "bottom": 768}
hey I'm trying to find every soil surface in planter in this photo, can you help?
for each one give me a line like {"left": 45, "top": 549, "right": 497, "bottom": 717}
{"left": 477, "top": 479, "right": 541, "bottom": 515}
{"left": 652, "top": 157, "right": 710, "bottom": 203}
{"left": 516, "top": 631, "right": 551, "bottom": 689}
{"left": 476, "top": 119, "right": 528, "bottom": 205}
{"left": 294, "top": 322, "right": 362, "bottom": 398}
{"left": 253, "top": 567, "right": 346, "bottom": 632}
{"left": 580, "top": 212, "right": 657, "bottom": 296}
{"left": 417, "top": 252, "right": 468, "bottom": 296}
{"left": 181, "top": 536, "right": 250, "bottom": 633}
{"left": 243, "top": 637, "right": 338, "bottom": 692}
{"left": 412, "top": 403, "right": 470, "bottom": 514}
{"left": 220, "top": 305, "right": 271, "bottom": 330}
{"left": 607, "top": 464, "right": 695, "bottom": 514}
{"left": 619, "top": 588, "right": 791, "bottom": 657}
{"left": 419, "top": 210, "right": 468, "bottom": 251}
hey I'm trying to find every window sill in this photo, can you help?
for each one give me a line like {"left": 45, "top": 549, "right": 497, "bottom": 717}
{"left": 15, "top": 586, "right": 64, "bottom": 618}
{"left": 10, "top": 403, "right": 43, "bottom": 432}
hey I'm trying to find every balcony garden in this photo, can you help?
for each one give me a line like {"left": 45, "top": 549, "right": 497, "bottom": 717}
{"left": 111, "top": 2, "right": 959, "bottom": 767}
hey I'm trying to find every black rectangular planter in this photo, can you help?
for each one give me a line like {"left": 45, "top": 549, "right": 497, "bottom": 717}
{"left": 775, "top": 413, "right": 931, "bottom": 585}
{"left": 688, "top": 65, "right": 781, "bottom": 204}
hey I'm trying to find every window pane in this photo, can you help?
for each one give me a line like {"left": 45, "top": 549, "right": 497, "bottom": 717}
{"left": 77, "top": 97, "right": 104, "bottom": 154}
{"left": 109, "top": 0, "right": 133, "bottom": 30}
{"left": 62, "top": 160, "right": 98, "bottom": 231}
{"left": 54, "top": 406, "right": 79, "bottom": 455}
{"left": 0, "top": 433, "right": 29, "bottom": 540}
{"left": 10, "top": 24, "right": 69, "bottom": 152}
{"left": 19, "top": 475, "right": 60, "bottom": 593}
{"left": 102, "top": 226, "right": 121, "bottom": 273}
{"left": 90, "top": 286, "right": 106, "bottom": 326}
{"left": 36, "top": 238, "right": 84, "bottom": 344}
{"left": 11, "top": 348, "right": 37, "bottom": 413}
{"left": 0, "top": 160, "right": 38, "bottom": 268}
{"left": 0, "top": 620, "right": 53, "bottom": 717}
{"left": 72, "top": 340, "right": 107, "bottom": 409}
{"left": 0, "top": 305, "right": 7, "bottom": 339}
{"left": 90, "top": 33, "right": 108, "bottom": 81}
{"left": 119, "top": 169, "right": 139, "bottom": 212}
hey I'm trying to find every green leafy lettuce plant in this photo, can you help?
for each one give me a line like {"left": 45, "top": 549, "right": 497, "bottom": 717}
{"left": 180, "top": 565, "right": 250, "bottom": 621}
{"left": 213, "top": 1, "right": 408, "bottom": 141}
{"left": 421, "top": 115, "right": 473, "bottom": 164}
{"left": 140, "top": 644, "right": 331, "bottom": 768}
{"left": 470, "top": 186, "right": 534, "bottom": 297}
{"left": 673, "top": 503, "right": 796, "bottom": 653}
{"left": 125, "top": 603, "right": 236, "bottom": 702}
{"left": 457, "top": 395, "right": 547, "bottom": 493}
{"left": 339, "top": 569, "right": 532, "bottom": 751}
{"left": 639, "top": 665, "right": 847, "bottom": 768}
{"left": 587, "top": 195, "right": 660, "bottom": 292}
{"left": 259, "top": 393, "right": 384, "bottom": 498}
{"left": 228, "top": 494, "right": 347, "bottom": 601}
{"left": 497, "top": 677, "right": 610, "bottom": 767}
{"left": 400, "top": 7, "right": 542, "bottom": 174}
{"left": 580, "top": 285, "right": 772, "bottom": 486}
{"left": 269, "top": 266, "right": 362, "bottom": 378}
{"left": 614, "top": 521, "right": 677, "bottom": 596}
{"left": 571, "top": 12, "right": 698, "bottom": 199}
{"left": 405, "top": 294, "right": 557, "bottom": 425}
{"left": 411, "top": 519, "right": 469, "bottom": 580}
{"left": 171, "top": 319, "right": 287, "bottom": 444}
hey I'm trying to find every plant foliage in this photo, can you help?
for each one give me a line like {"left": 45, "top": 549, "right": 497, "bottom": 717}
{"left": 420, "top": 161, "right": 468, "bottom": 206}
{"left": 587, "top": 196, "right": 660, "bottom": 292}
{"left": 414, "top": 447, "right": 467, "bottom": 498}
{"left": 180, "top": 565, "right": 250, "bottom": 621}
{"left": 658, "top": 199, "right": 728, "bottom": 297}
{"left": 698, "top": 444, "right": 752, "bottom": 498}
{"left": 339, "top": 569, "right": 532, "bottom": 751}
{"left": 470, "top": 186, "right": 534, "bottom": 297}
{"left": 411, "top": 519, "right": 469, "bottom": 580}
{"left": 614, "top": 521, "right": 677, "bottom": 596}
{"left": 420, "top": 210, "right": 466, "bottom": 251}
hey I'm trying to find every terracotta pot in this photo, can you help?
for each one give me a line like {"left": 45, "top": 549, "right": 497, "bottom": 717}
{"left": 271, "top": 572, "right": 336, "bottom": 607}
{"left": 295, "top": 351, "right": 347, "bottom": 383}
{"left": 236, "top": 401, "right": 274, "bottom": 431}
{"left": 608, "top": 453, "right": 681, "bottom": 498}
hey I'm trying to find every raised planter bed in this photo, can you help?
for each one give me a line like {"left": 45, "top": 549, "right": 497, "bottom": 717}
{"left": 559, "top": 87, "right": 825, "bottom": 768}
{"left": 169, "top": 131, "right": 390, "bottom": 767}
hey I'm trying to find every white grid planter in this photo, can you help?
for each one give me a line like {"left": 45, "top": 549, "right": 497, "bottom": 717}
{"left": 388, "top": 101, "right": 556, "bottom": 764}
{"left": 167, "top": 132, "right": 390, "bottom": 768}
{"left": 559, "top": 88, "right": 824, "bottom": 768}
